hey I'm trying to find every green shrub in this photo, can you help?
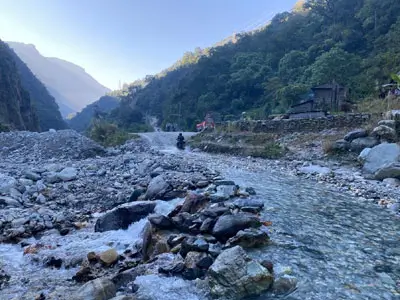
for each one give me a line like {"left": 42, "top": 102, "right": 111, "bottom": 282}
{"left": 0, "top": 123, "right": 11, "bottom": 132}
{"left": 252, "top": 142, "right": 285, "bottom": 159}
{"left": 88, "top": 120, "right": 131, "bottom": 147}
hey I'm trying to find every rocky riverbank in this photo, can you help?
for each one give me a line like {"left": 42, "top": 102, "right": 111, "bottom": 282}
{"left": 0, "top": 130, "right": 292, "bottom": 300}
{"left": 189, "top": 121, "right": 400, "bottom": 217}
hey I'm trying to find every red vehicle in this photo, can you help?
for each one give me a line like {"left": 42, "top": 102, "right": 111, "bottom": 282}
{"left": 196, "top": 114, "right": 215, "bottom": 131}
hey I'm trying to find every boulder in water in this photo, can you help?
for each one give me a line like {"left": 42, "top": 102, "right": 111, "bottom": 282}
{"left": 212, "top": 213, "right": 261, "bottom": 242}
{"left": 148, "top": 213, "right": 173, "bottom": 229}
{"left": 144, "top": 176, "right": 171, "bottom": 200}
{"left": 72, "top": 278, "right": 116, "bottom": 300}
{"left": 208, "top": 245, "right": 273, "bottom": 299}
{"left": 94, "top": 202, "right": 156, "bottom": 232}
{"left": 226, "top": 228, "right": 270, "bottom": 248}
{"left": 99, "top": 249, "right": 118, "bottom": 266}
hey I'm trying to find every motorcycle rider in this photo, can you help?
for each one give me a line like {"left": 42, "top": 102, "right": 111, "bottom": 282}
{"left": 177, "top": 133, "right": 185, "bottom": 148}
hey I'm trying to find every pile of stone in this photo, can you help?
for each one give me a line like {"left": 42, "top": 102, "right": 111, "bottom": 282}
{"left": 68, "top": 182, "right": 284, "bottom": 300}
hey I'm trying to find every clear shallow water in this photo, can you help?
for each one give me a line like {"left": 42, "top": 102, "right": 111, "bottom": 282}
{"left": 219, "top": 166, "right": 400, "bottom": 300}
{"left": 0, "top": 199, "right": 182, "bottom": 299}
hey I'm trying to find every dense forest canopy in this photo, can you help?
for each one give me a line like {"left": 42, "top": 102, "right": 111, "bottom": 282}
{"left": 109, "top": 0, "right": 400, "bottom": 131}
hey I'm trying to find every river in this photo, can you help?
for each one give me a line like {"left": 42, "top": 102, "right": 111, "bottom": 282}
{"left": 0, "top": 132, "right": 399, "bottom": 299}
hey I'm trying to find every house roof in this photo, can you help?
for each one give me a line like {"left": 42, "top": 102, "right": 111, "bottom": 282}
{"left": 312, "top": 83, "right": 345, "bottom": 90}
{"left": 290, "top": 99, "right": 313, "bottom": 108}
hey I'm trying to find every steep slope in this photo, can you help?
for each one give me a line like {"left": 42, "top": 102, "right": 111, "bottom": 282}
{"left": 110, "top": 0, "right": 400, "bottom": 130}
{"left": 8, "top": 48, "right": 68, "bottom": 131}
{"left": 7, "top": 42, "right": 110, "bottom": 115}
{"left": 68, "top": 95, "right": 119, "bottom": 132}
{"left": 0, "top": 40, "right": 39, "bottom": 131}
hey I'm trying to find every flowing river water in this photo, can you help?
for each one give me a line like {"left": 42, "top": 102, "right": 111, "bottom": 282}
{"left": 0, "top": 132, "right": 399, "bottom": 299}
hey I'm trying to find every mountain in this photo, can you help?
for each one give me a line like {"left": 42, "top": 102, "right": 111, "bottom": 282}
{"left": 68, "top": 95, "right": 120, "bottom": 132}
{"left": 109, "top": 0, "right": 400, "bottom": 130}
{"left": 8, "top": 47, "right": 68, "bottom": 131}
{"left": 7, "top": 42, "right": 110, "bottom": 116}
{"left": 0, "top": 40, "right": 39, "bottom": 131}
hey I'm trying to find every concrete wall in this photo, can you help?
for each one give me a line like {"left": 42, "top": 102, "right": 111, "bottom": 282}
{"left": 220, "top": 113, "right": 371, "bottom": 134}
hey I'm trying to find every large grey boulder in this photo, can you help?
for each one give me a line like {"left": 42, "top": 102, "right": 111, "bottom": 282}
{"left": 95, "top": 201, "right": 156, "bottom": 232}
{"left": 373, "top": 162, "right": 400, "bottom": 180}
{"left": 344, "top": 129, "right": 368, "bottom": 142}
{"left": 363, "top": 143, "right": 400, "bottom": 174}
{"left": 72, "top": 278, "right": 116, "bottom": 300}
{"left": 208, "top": 246, "right": 273, "bottom": 299}
{"left": 0, "top": 173, "right": 17, "bottom": 194}
{"left": 350, "top": 137, "right": 379, "bottom": 153}
{"left": 144, "top": 176, "right": 170, "bottom": 200}
{"left": 378, "top": 120, "right": 396, "bottom": 128}
{"left": 212, "top": 213, "right": 261, "bottom": 242}
{"left": 372, "top": 125, "right": 396, "bottom": 142}
{"left": 358, "top": 148, "right": 371, "bottom": 162}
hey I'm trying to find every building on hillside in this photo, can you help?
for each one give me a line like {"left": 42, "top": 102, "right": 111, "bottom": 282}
{"left": 287, "top": 83, "right": 350, "bottom": 119}
{"left": 311, "top": 83, "right": 349, "bottom": 112}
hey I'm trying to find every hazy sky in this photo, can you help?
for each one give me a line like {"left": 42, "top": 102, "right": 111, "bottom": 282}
{"left": 0, "top": 0, "right": 296, "bottom": 90}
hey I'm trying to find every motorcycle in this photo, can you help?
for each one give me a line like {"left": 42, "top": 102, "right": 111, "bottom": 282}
{"left": 176, "top": 140, "right": 185, "bottom": 150}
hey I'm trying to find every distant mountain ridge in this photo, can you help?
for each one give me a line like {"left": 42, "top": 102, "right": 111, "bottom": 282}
{"left": 7, "top": 42, "right": 110, "bottom": 117}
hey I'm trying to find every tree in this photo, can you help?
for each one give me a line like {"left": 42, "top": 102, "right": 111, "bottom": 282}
{"left": 305, "top": 48, "right": 362, "bottom": 86}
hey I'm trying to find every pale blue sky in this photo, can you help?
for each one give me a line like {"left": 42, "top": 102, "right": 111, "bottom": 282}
{"left": 0, "top": 0, "right": 296, "bottom": 89}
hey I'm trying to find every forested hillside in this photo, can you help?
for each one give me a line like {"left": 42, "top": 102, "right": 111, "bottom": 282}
{"left": 110, "top": 0, "right": 400, "bottom": 130}
{"left": 0, "top": 40, "right": 39, "bottom": 131}
{"left": 9, "top": 48, "right": 68, "bottom": 131}
{"left": 68, "top": 95, "right": 119, "bottom": 132}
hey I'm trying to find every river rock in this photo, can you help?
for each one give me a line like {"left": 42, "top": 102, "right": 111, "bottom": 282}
{"left": 382, "top": 178, "right": 400, "bottom": 187}
{"left": 95, "top": 202, "right": 156, "bottom": 232}
{"left": 144, "top": 176, "right": 170, "bottom": 200}
{"left": 180, "top": 237, "right": 209, "bottom": 257}
{"left": 350, "top": 137, "right": 379, "bottom": 153}
{"left": 72, "top": 278, "right": 116, "bottom": 300}
{"left": 25, "top": 171, "right": 41, "bottom": 181}
{"left": 299, "top": 165, "right": 331, "bottom": 175}
{"left": 184, "top": 251, "right": 207, "bottom": 269}
{"left": 372, "top": 125, "right": 396, "bottom": 141}
{"left": 0, "top": 173, "right": 17, "bottom": 193}
{"left": 208, "top": 245, "right": 273, "bottom": 299}
{"left": 358, "top": 147, "right": 371, "bottom": 162}
{"left": 58, "top": 167, "right": 78, "bottom": 181}
{"left": 179, "top": 193, "right": 208, "bottom": 214}
{"left": 0, "top": 196, "right": 22, "bottom": 207}
{"left": 344, "top": 129, "right": 368, "bottom": 142}
{"left": 226, "top": 228, "right": 270, "bottom": 248}
{"left": 199, "top": 218, "right": 215, "bottom": 233}
{"left": 378, "top": 120, "right": 396, "bottom": 128}
{"left": 332, "top": 139, "right": 350, "bottom": 152}
{"left": 99, "top": 249, "right": 118, "bottom": 266}
{"left": 212, "top": 213, "right": 261, "bottom": 242}
{"left": 141, "top": 221, "right": 153, "bottom": 261}
{"left": 109, "top": 296, "right": 137, "bottom": 300}
{"left": 232, "top": 199, "right": 264, "bottom": 211}
{"left": 210, "top": 185, "right": 238, "bottom": 202}
{"left": 129, "top": 189, "right": 144, "bottom": 202}
{"left": 363, "top": 143, "right": 400, "bottom": 174}
{"left": 133, "top": 274, "right": 204, "bottom": 300}
{"left": 271, "top": 276, "right": 298, "bottom": 296}
{"left": 373, "top": 162, "right": 400, "bottom": 180}
{"left": 148, "top": 214, "right": 173, "bottom": 229}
